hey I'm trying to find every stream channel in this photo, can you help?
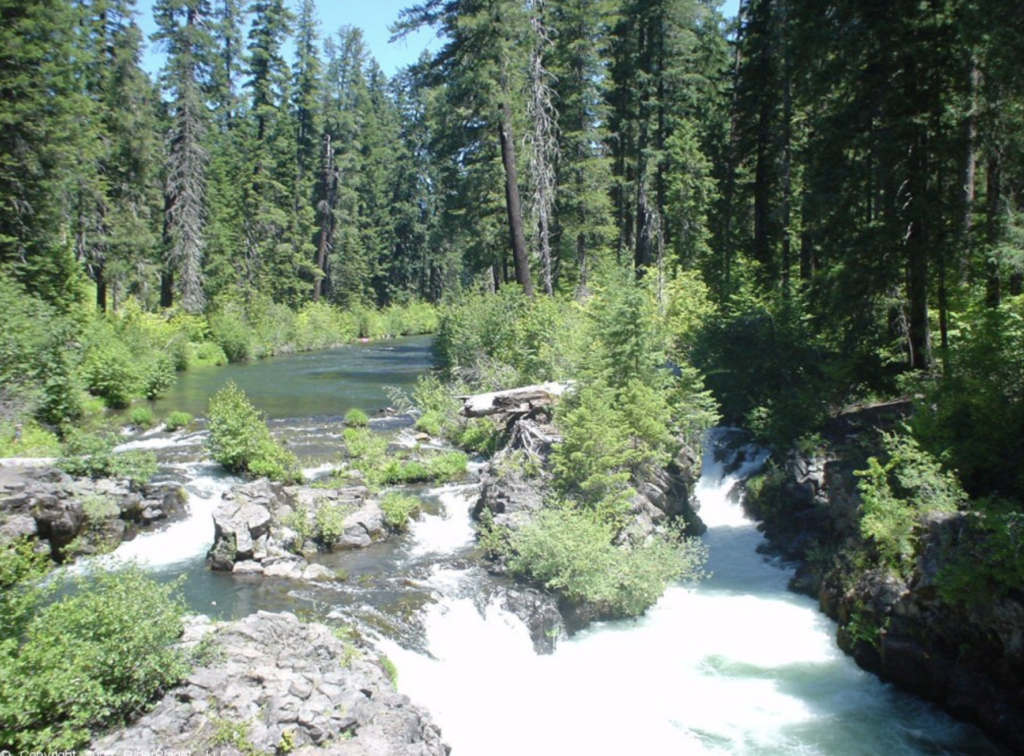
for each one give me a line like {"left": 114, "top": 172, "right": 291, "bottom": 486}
{"left": 101, "top": 336, "right": 1005, "bottom": 755}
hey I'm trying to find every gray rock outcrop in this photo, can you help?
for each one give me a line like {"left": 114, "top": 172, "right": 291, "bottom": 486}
{"left": 0, "top": 464, "right": 187, "bottom": 562}
{"left": 207, "top": 479, "right": 390, "bottom": 578}
{"left": 743, "top": 402, "right": 1024, "bottom": 752}
{"left": 91, "top": 611, "right": 449, "bottom": 756}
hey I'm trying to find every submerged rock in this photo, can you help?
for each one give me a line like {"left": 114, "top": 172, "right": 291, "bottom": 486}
{"left": 91, "top": 611, "right": 449, "bottom": 756}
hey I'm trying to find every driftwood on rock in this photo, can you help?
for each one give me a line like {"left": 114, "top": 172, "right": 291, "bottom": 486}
{"left": 460, "top": 382, "right": 571, "bottom": 463}
{"left": 460, "top": 381, "right": 572, "bottom": 418}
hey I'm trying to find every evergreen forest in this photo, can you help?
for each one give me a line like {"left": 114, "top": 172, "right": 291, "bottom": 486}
{"left": 1, "top": 0, "right": 1023, "bottom": 559}
{"left": 3, "top": 0, "right": 1024, "bottom": 750}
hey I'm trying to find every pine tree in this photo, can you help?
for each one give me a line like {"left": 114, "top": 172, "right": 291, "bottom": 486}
{"left": 398, "top": 0, "right": 536, "bottom": 296}
{"left": 153, "top": 0, "right": 213, "bottom": 312}
{"left": 547, "top": 0, "right": 615, "bottom": 292}
{"left": 243, "top": 0, "right": 298, "bottom": 303}
{"left": 0, "top": 0, "right": 93, "bottom": 309}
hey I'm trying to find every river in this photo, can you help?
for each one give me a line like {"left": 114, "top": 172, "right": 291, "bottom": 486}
{"left": 107, "top": 338, "right": 1005, "bottom": 755}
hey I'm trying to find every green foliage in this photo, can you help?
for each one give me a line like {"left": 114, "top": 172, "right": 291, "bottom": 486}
{"left": 283, "top": 505, "right": 314, "bottom": 551}
{"left": 58, "top": 429, "right": 157, "bottom": 486}
{"left": 910, "top": 298, "right": 1024, "bottom": 504}
{"left": 500, "top": 507, "right": 707, "bottom": 617}
{"left": 937, "top": 506, "right": 1024, "bottom": 603}
{"left": 206, "top": 381, "right": 301, "bottom": 483}
{"left": 188, "top": 341, "right": 230, "bottom": 368}
{"left": 692, "top": 291, "right": 831, "bottom": 446}
{"left": 380, "top": 492, "right": 422, "bottom": 531}
{"left": 414, "top": 410, "right": 443, "bottom": 437}
{"left": 345, "top": 408, "right": 370, "bottom": 427}
{"left": 343, "top": 427, "right": 388, "bottom": 464}
{"left": 81, "top": 494, "right": 119, "bottom": 521}
{"left": 314, "top": 503, "right": 348, "bottom": 546}
{"left": 0, "top": 421, "right": 61, "bottom": 458}
{"left": 207, "top": 716, "right": 261, "bottom": 756}
{"left": 165, "top": 411, "right": 194, "bottom": 431}
{"left": 434, "top": 288, "right": 587, "bottom": 386}
{"left": 0, "top": 566, "right": 189, "bottom": 750}
{"left": 129, "top": 406, "right": 154, "bottom": 428}
{"left": 380, "top": 654, "right": 399, "bottom": 687}
{"left": 856, "top": 432, "right": 966, "bottom": 576}
{"left": 551, "top": 383, "right": 636, "bottom": 522}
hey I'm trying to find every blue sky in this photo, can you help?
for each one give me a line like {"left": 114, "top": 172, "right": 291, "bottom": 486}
{"left": 139, "top": 0, "right": 741, "bottom": 79}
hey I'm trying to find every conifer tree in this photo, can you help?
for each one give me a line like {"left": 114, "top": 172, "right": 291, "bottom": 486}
{"left": 153, "top": 0, "right": 213, "bottom": 312}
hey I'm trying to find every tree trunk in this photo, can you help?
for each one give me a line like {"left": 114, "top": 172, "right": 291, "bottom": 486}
{"left": 313, "top": 134, "right": 336, "bottom": 302}
{"left": 985, "top": 154, "right": 1002, "bottom": 307}
{"left": 498, "top": 88, "right": 534, "bottom": 297}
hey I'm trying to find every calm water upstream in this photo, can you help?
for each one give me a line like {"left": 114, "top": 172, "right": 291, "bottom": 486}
{"left": 103, "top": 343, "right": 1006, "bottom": 755}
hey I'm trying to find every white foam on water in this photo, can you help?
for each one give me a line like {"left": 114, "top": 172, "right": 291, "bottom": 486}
{"left": 406, "top": 484, "right": 478, "bottom": 558}
{"left": 103, "top": 461, "right": 237, "bottom": 569}
{"left": 378, "top": 430, "right": 1000, "bottom": 756}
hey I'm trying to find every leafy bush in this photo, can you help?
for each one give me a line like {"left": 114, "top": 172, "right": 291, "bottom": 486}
{"left": 856, "top": 432, "right": 965, "bottom": 576}
{"left": 937, "top": 506, "right": 1024, "bottom": 603}
{"left": 188, "top": 341, "right": 230, "bottom": 368}
{"left": 58, "top": 429, "right": 157, "bottom": 486}
{"left": 414, "top": 410, "right": 443, "bottom": 437}
{"left": 165, "top": 411, "right": 193, "bottom": 431}
{"left": 345, "top": 408, "right": 370, "bottom": 427}
{"left": 343, "top": 427, "right": 388, "bottom": 464}
{"left": 380, "top": 492, "right": 421, "bottom": 531}
{"left": 206, "top": 382, "right": 301, "bottom": 483}
{"left": 0, "top": 563, "right": 189, "bottom": 750}
{"left": 80, "top": 332, "right": 146, "bottom": 409}
{"left": 208, "top": 300, "right": 254, "bottom": 362}
{"left": 129, "top": 406, "right": 154, "bottom": 428}
{"left": 551, "top": 383, "right": 635, "bottom": 522}
{"left": 497, "top": 507, "right": 706, "bottom": 617}
{"left": 314, "top": 503, "right": 348, "bottom": 546}
{"left": 0, "top": 421, "right": 61, "bottom": 457}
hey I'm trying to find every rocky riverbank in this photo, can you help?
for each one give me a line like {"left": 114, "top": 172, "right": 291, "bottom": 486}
{"left": 0, "top": 462, "right": 187, "bottom": 561}
{"left": 743, "top": 403, "right": 1024, "bottom": 752}
{"left": 91, "top": 610, "right": 449, "bottom": 755}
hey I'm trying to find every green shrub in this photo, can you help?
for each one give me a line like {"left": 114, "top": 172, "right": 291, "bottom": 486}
{"left": 189, "top": 341, "right": 230, "bottom": 368}
{"left": 283, "top": 505, "right": 314, "bottom": 551}
{"left": 315, "top": 503, "right": 348, "bottom": 546}
{"left": 81, "top": 337, "right": 145, "bottom": 409}
{"left": 425, "top": 451, "right": 468, "bottom": 482}
{"left": 381, "top": 492, "right": 422, "bottom": 531}
{"left": 142, "top": 352, "right": 176, "bottom": 399}
{"left": 165, "top": 411, "right": 193, "bottom": 431}
{"left": 343, "top": 427, "right": 388, "bottom": 463}
{"left": 454, "top": 418, "right": 501, "bottom": 455}
{"left": 499, "top": 507, "right": 706, "bottom": 617}
{"left": 208, "top": 301, "right": 253, "bottom": 362}
{"left": 937, "top": 507, "right": 1024, "bottom": 603}
{"left": 206, "top": 382, "right": 301, "bottom": 484}
{"left": 414, "top": 410, "right": 443, "bottom": 437}
{"left": 345, "top": 408, "right": 370, "bottom": 427}
{"left": 129, "top": 406, "right": 154, "bottom": 428}
{"left": 0, "top": 421, "right": 61, "bottom": 458}
{"left": 0, "top": 565, "right": 189, "bottom": 750}
{"left": 856, "top": 432, "right": 966, "bottom": 577}
{"left": 58, "top": 429, "right": 157, "bottom": 486}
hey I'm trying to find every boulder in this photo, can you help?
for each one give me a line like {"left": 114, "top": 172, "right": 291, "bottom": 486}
{"left": 91, "top": 611, "right": 449, "bottom": 756}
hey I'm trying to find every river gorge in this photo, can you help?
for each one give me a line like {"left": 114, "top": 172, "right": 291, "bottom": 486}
{"left": 45, "top": 338, "right": 1012, "bottom": 754}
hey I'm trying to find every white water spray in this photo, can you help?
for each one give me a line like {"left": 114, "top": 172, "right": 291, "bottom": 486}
{"left": 379, "top": 430, "right": 1000, "bottom": 756}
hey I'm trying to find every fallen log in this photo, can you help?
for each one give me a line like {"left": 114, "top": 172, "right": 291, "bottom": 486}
{"left": 459, "top": 382, "right": 573, "bottom": 418}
